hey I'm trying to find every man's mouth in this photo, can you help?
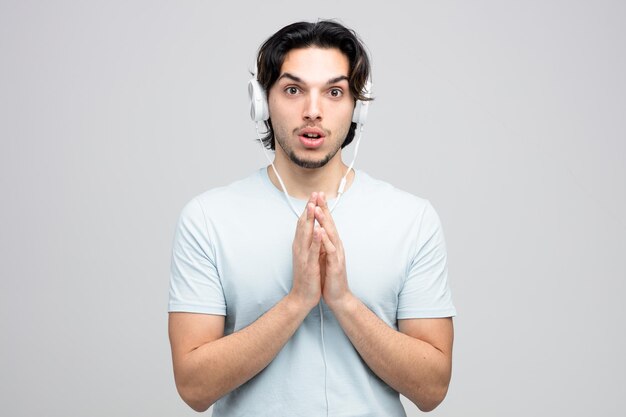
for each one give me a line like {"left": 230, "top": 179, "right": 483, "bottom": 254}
{"left": 298, "top": 129, "right": 325, "bottom": 149}
{"left": 302, "top": 133, "right": 322, "bottom": 139}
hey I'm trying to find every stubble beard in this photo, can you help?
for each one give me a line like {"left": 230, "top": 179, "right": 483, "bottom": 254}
{"left": 285, "top": 145, "right": 339, "bottom": 169}
{"left": 274, "top": 127, "right": 347, "bottom": 169}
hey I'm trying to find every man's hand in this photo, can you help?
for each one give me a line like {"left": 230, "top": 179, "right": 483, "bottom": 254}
{"left": 289, "top": 191, "right": 353, "bottom": 311}
{"left": 314, "top": 192, "right": 353, "bottom": 310}
{"left": 289, "top": 192, "right": 324, "bottom": 310}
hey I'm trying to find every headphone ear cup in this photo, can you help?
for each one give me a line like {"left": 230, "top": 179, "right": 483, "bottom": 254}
{"left": 352, "top": 99, "right": 369, "bottom": 125}
{"left": 248, "top": 78, "right": 269, "bottom": 122}
{"left": 352, "top": 80, "right": 372, "bottom": 125}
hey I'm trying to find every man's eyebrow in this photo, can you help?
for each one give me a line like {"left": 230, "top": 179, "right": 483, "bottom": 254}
{"left": 327, "top": 75, "right": 349, "bottom": 85}
{"left": 277, "top": 72, "right": 349, "bottom": 85}
{"left": 277, "top": 72, "right": 303, "bottom": 83}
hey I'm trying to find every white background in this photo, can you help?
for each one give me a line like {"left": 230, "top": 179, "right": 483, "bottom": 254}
{"left": 1, "top": 1, "right": 624, "bottom": 415}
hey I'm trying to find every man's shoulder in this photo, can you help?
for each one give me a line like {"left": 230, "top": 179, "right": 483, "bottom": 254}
{"left": 195, "top": 170, "right": 262, "bottom": 200}
{"left": 178, "top": 170, "right": 265, "bottom": 220}
{"left": 354, "top": 171, "right": 445, "bottom": 245}
{"left": 356, "top": 170, "right": 432, "bottom": 213}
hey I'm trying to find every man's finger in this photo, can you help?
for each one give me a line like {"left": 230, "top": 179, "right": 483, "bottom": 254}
{"left": 316, "top": 192, "right": 334, "bottom": 220}
{"left": 295, "top": 192, "right": 318, "bottom": 244}
{"left": 301, "top": 192, "right": 317, "bottom": 222}
{"left": 308, "top": 226, "right": 323, "bottom": 263}
{"left": 307, "top": 192, "right": 317, "bottom": 219}
{"left": 314, "top": 203, "right": 339, "bottom": 244}
{"left": 319, "top": 227, "right": 337, "bottom": 259}
{"left": 317, "top": 191, "right": 329, "bottom": 211}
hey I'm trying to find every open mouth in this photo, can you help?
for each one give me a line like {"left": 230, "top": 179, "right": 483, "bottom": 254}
{"left": 303, "top": 133, "right": 322, "bottom": 139}
{"left": 299, "top": 131, "right": 325, "bottom": 148}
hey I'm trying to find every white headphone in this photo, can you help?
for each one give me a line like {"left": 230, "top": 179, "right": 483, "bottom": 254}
{"left": 248, "top": 74, "right": 372, "bottom": 125}
{"left": 248, "top": 66, "right": 372, "bottom": 218}
{"left": 248, "top": 77, "right": 270, "bottom": 122}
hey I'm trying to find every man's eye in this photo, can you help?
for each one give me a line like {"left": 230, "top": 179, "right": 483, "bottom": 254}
{"left": 285, "top": 86, "right": 299, "bottom": 95}
{"left": 329, "top": 88, "right": 343, "bottom": 98}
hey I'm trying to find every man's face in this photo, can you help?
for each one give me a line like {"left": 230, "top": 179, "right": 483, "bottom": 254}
{"left": 268, "top": 47, "right": 354, "bottom": 169}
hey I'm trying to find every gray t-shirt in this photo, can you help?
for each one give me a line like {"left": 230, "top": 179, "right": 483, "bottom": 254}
{"left": 169, "top": 168, "right": 456, "bottom": 417}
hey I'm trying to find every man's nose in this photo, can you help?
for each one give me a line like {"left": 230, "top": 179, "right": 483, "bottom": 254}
{"left": 303, "top": 91, "right": 322, "bottom": 121}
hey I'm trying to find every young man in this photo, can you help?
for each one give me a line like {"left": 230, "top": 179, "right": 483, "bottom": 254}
{"left": 168, "top": 20, "right": 456, "bottom": 416}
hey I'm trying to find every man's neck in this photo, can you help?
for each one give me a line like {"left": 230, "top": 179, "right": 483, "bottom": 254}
{"left": 267, "top": 154, "right": 354, "bottom": 200}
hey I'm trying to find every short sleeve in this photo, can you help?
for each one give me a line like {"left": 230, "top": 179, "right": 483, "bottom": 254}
{"left": 397, "top": 201, "right": 456, "bottom": 319}
{"left": 168, "top": 198, "right": 226, "bottom": 315}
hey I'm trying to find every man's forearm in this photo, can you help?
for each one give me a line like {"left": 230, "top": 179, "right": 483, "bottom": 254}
{"left": 330, "top": 294, "right": 452, "bottom": 412}
{"left": 172, "top": 295, "right": 311, "bottom": 412}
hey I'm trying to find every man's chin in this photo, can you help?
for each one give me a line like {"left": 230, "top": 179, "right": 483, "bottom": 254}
{"left": 288, "top": 152, "right": 332, "bottom": 169}
{"left": 292, "top": 158, "right": 329, "bottom": 169}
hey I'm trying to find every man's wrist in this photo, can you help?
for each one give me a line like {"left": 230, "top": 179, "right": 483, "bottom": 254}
{"left": 326, "top": 291, "right": 359, "bottom": 317}
{"left": 284, "top": 292, "right": 319, "bottom": 316}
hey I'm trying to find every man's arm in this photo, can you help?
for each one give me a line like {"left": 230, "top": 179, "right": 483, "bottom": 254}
{"left": 169, "top": 297, "right": 310, "bottom": 412}
{"left": 329, "top": 299, "right": 453, "bottom": 412}
{"left": 169, "top": 194, "right": 324, "bottom": 412}
{"left": 314, "top": 193, "right": 454, "bottom": 411}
